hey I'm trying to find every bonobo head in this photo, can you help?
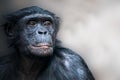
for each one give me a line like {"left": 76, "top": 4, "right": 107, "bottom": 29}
{"left": 4, "top": 6, "right": 60, "bottom": 57}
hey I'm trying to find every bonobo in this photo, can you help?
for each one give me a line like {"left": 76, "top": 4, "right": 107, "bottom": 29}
{"left": 0, "top": 6, "right": 95, "bottom": 80}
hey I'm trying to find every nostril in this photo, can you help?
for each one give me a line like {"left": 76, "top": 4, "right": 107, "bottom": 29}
{"left": 44, "top": 31, "right": 47, "bottom": 34}
{"left": 38, "top": 31, "right": 47, "bottom": 35}
{"left": 38, "top": 31, "right": 43, "bottom": 34}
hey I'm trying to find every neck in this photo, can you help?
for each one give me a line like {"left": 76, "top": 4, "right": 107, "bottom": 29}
{"left": 18, "top": 54, "right": 51, "bottom": 75}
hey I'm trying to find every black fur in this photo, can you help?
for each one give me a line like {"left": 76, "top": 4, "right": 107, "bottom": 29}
{"left": 0, "top": 6, "right": 95, "bottom": 80}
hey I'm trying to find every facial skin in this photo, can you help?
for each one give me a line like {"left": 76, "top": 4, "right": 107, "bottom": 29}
{"left": 11, "top": 14, "right": 56, "bottom": 56}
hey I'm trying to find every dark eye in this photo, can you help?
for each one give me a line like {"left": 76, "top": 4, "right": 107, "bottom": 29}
{"left": 27, "top": 20, "right": 37, "bottom": 26}
{"left": 43, "top": 21, "right": 52, "bottom": 27}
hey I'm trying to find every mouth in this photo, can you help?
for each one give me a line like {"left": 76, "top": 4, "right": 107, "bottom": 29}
{"left": 31, "top": 43, "right": 52, "bottom": 49}
{"left": 27, "top": 43, "right": 53, "bottom": 56}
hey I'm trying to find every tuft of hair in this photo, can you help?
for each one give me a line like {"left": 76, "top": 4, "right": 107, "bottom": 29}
{"left": 3, "top": 6, "right": 55, "bottom": 23}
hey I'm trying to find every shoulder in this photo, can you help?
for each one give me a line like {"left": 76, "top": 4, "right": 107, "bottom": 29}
{"left": 54, "top": 46, "right": 88, "bottom": 70}
{"left": 52, "top": 46, "right": 95, "bottom": 80}
{"left": 0, "top": 54, "right": 17, "bottom": 79}
{"left": 0, "top": 55, "right": 11, "bottom": 79}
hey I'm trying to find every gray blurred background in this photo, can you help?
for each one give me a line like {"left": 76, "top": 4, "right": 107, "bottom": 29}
{"left": 0, "top": 0, "right": 120, "bottom": 80}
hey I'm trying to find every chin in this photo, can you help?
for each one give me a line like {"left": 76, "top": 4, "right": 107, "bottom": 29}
{"left": 27, "top": 45, "right": 53, "bottom": 56}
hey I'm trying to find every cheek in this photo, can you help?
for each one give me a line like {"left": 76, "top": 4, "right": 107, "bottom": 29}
{"left": 20, "top": 27, "right": 36, "bottom": 40}
{"left": 48, "top": 28, "right": 56, "bottom": 40}
{"left": 47, "top": 26, "right": 54, "bottom": 34}
{"left": 23, "top": 27, "right": 37, "bottom": 34}
{"left": 18, "top": 31, "right": 33, "bottom": 46}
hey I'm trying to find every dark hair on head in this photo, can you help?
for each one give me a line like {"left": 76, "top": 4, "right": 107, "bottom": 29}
{"left": 4, "top": 6, "right": 55, "bottom": 23}
{"left": 3, "top": 6, "right": 60, "bottom": 33}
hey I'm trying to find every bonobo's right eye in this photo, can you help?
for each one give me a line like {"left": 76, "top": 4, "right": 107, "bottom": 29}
{"left": 27, "top": 20, "right": 37, "bottom": 26}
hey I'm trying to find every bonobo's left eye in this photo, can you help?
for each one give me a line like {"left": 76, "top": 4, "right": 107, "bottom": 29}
{"left": 27, "top": 20, "right": 37, "bottom": 26}
{"left": 43, "top": 21, "right": 52, "bottom": 27}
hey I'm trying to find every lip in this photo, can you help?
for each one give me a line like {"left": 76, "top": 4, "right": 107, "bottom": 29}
{"left": 31, "top": 43, "right": 52, "bottom": 49}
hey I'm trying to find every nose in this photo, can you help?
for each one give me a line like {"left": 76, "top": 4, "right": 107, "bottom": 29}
{"left": 38, "top": 30, "right": 48, "bottom": 35}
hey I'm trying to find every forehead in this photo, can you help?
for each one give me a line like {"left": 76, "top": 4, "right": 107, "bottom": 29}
{"left": 21, "top": 13, "right": 53, "bottom": 20}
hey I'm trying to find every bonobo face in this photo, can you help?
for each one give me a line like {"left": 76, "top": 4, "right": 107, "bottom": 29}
{"left": 4, "top": 6, "right": 60, "bottom": 56}
{"left": 16, "top": 14, "right": 56, "bottom": 56}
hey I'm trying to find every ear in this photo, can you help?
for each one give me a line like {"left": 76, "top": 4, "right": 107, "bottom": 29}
{"left": 54, "top": 16, "right": 60, "bottom": 32}
{"left": 4, "top": 22, "right": 15, "bottom": 38}
{"left": 55, "top": 16, "right": 60, "bottom": 25}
